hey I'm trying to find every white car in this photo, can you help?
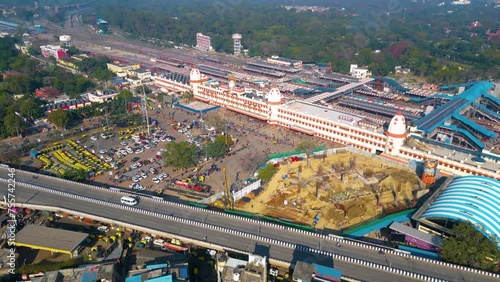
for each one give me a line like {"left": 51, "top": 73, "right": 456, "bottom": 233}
{"left": 99, "top": 149, "right": 106, "bottom": 154}
{"left": 152, "top": 178, "right": 160, "bottom": 184}
{"left": 149, "top": 167, "right": 157, "bottom": 174}
{"left": 129, "top": 183, "right": 136, "bottom": 188}
{"left": 130, "top": 163, "right": 138, "bottom": 169}
{"left": 120, "top": 141, "right": 128, "bottom": 146}
{"left": 140, "top": 172, "right": 147, "bottom": 179}
{"left": 144, "top": 144, "right": 150, "bottom": 149}
{"left": 134, "top": 184, "right": 145, "bottom": 190}
{"left": 105, "top": 157, "right": 113, "bottom": 163}
{"left": 97, "top": 226, "right": 110, "bottom": 233}
{"left": 148, "top": 158, "right": 155, "bottom": 163}
{"left": 160, "top": 173, "right": 168, "bottom": 178}
{"left": 153, "top": 239, "right": 165, "bottom": 246}
{"left": 135, "top": 148, "right": 144, "bottom": 154}
{"left": 90, "top": 136, "right": 97, "bottom": 141}
{"left": 132, "top": 177, "right": 140, "bottom": 183}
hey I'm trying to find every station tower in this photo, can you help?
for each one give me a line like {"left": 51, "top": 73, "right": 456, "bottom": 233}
{"left": 267, "top": 85, "right": 283, "bottom": 124}
{"left": 384, "top": 110, "right": 407, "bottom": 155}
{"left": 189, "top": 66, "right": 207, "bottom": 97}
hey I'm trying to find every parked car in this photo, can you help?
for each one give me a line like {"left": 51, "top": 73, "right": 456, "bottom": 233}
{"left": 97, "top": 226, "right": 110, "bottom": 233}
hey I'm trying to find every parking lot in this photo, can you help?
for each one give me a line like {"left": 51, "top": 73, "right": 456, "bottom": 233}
{"left": 29, "top": 98, "right": 334, "bottom": 201}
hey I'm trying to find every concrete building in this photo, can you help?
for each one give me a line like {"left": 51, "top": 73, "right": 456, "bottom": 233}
{"left": 232, "top": 33, "right": 242, "bottom": 56}
{"left": 107, "top": 62, "right": 141, "bottom": 74}
{"left": 196, "top": 33, "right": 213, "bottom": 51}
{"left": 267, "top": 56, "right": 303, "bottom": 67}
{"left": 217, "top": 253, "right": 267, "bottom": 282}
{"left": 153, "top": 72, "right": 191, "bottom": 93}
{"left": 189, "top": 66, "right": 500, "bottom": 179}
{"left": 349, "top": 64, "right": 372, "bottom": 79}
{"left": 128, "top": 68, "right": 152, "bottom": 81}
{"left": 31, "top": 263, "right": 122, "bottom": 282}
{"left": 40, "top": 45, "right": 67, "bottom": 60}
{"left": 86, "top": 89, "right": 119, "bottom": 103}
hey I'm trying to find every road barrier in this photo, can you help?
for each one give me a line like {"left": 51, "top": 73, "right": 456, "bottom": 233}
{"left": 1, "top": 167, "right": 500, "bottom": 280}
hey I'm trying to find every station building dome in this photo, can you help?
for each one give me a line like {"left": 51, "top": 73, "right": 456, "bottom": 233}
{"left": 267, "top": 85, "right": 282, "bottom": 105}
{"left": 189, "top": 67, "right": 202, "bottom": 83}
{"left": 386, "top": 109, "right": 407, "bottom": 138}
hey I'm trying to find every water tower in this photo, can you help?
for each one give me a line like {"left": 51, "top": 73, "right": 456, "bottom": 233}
{"left": 59, "top": 35, "right": 72, "bottom": 47}
{"left": 232, "top": 33, "right": 242, "bottom": 56}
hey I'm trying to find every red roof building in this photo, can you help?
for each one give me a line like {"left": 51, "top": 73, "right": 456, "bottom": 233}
{"left": 35, "top": 87, "right": 61, "bottom": 99}
{"left": 2, "top": 70, "right": 21, "bottom": 79}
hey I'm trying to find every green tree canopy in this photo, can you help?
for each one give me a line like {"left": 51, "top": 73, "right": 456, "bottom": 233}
{"left": 61, "top": 169, "right": 88, "bottom": 181}
{"left": 2, "top": 111, "right": 26, "bottom": 137}
{"left": 117, "top": 90, "right": 134, "bottom": 101}
{"left": 162, "top": 141, "right": 199, "bottom": 168}
{"left": 214, "top": 134, "right": 233, "bottom": 147}
{"left": 19, "top": 97, "right": 43, "bottom": 120}
{"left": 296, "top": 140, "right": 317, "bottom": 167}
{"left": 203, "top": 141, "right": 227, "bottom": 159}
{"left": 48, "top": 109, "right": 70, "bottom": 128}
{"left": 257, "top": 163, "right": 279, "bottom": 183}
{"left": 440, "top": 222, "right": 500, "bottom": 272}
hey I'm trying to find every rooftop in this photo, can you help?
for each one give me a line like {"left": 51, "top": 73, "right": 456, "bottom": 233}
{"left": 15, "top": 225, "right": 89, "bottom": 253}
{"left": 280, "top": 100, "right": 363, "bottom": 126}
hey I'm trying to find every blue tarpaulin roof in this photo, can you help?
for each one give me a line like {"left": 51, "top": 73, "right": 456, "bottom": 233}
{"left": 312, "top": 263, "right": 342, "bottom": 279}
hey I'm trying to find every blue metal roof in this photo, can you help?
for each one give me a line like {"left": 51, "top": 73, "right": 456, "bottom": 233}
{"left": 0, "top": 20, "right": 19, "bottom": 28}
{"left": 452, "top": 114, "right": 497, "bottom": 139}
{"left": 312, "top": 263, "right": 342, "bottom": 279}
{"left": 420, "top": 176, "right": 500, "bottom": 249}
{"left": 415, "top": 81, "right": 495, "bottom": 134}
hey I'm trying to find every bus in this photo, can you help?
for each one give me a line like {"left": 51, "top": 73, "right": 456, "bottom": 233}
{"left": 161, "top": 243, "right": 189, "bottom": 255}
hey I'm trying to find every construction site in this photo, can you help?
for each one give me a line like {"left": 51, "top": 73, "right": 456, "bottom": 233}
{"left": 235, "top": 150, "right": 426, "bottom": 230}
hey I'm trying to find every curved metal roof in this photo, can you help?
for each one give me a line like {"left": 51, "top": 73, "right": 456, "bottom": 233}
{"left": 421, "top": 176, "right": 500, "bottom": 248}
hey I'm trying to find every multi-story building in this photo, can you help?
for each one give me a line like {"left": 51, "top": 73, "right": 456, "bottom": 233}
{"left": 106, "top": 62, "right": 141, "bottom": 74}
{"left": 350, "top": 64, "right": 372, "bottom": 79}
{"left": 196, "top": 33, "right": 213, "bottom": 51}
{"left": 232, "top": 33, "right": 242, "bottom": 56}
{"left": 189, "top": 66, "right": 500, "bottom": 179}
{"left": 153, "top": 72, "right": 191, "bottom": 93}
{"left": 40, "top": 45, "right": 67, "bottom": 60}
{"left": 86, "top": 89, "right": 119, "bottom": 103}
{"left": 127, "top": 68, "right": 151, "bottom": 81}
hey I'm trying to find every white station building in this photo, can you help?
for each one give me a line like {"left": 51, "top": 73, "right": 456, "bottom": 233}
{"left": 186, "top": 67, "right": 500, "bottom": 179}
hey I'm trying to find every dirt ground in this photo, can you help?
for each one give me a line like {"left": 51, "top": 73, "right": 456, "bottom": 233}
{"left": 236, "top": 151, "right": 424, "bottom": 230}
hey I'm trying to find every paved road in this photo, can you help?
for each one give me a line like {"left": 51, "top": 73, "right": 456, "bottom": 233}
{"left": 1, "top": 169, "right": 498, "bottom": 282}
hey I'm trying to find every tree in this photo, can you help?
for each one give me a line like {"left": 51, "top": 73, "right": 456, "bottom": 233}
{"left": 162, "top": 141, "right": 198, "bottom": 168}
{"left": 48, "top": 109, "right": 70, "bottom": 128}
{"left": 117, "top": 90, "right": 134, "bottom": 101}
{"left": 61, "top": 169, "right": 88, "bottom": 181}
{"left": 214, "top": 134, "right": 233, "bottom": 146}
{"left": 203, "top": 141, "right": 227, "bottom": 159}
{"left": 440, "top": 222, "right": 499, "bottom": 272}
{"left": 19, "top": 97, "right": 43, "bottom": 120}
{"left": 3, "top": 111, "right": 25, "bottom": 137}
{"left": 182, "top": 90, "right": 194, "bottom": 102}
{"left": 296, "top": 140, "right": 317, "bottom": 167}
{"left": 257, "top": 163, "right": 279, "bottom": 183}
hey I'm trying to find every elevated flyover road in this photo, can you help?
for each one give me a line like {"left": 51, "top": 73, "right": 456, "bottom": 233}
{"left": 1, "top": 168, "right": 499, "bottom": 282}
